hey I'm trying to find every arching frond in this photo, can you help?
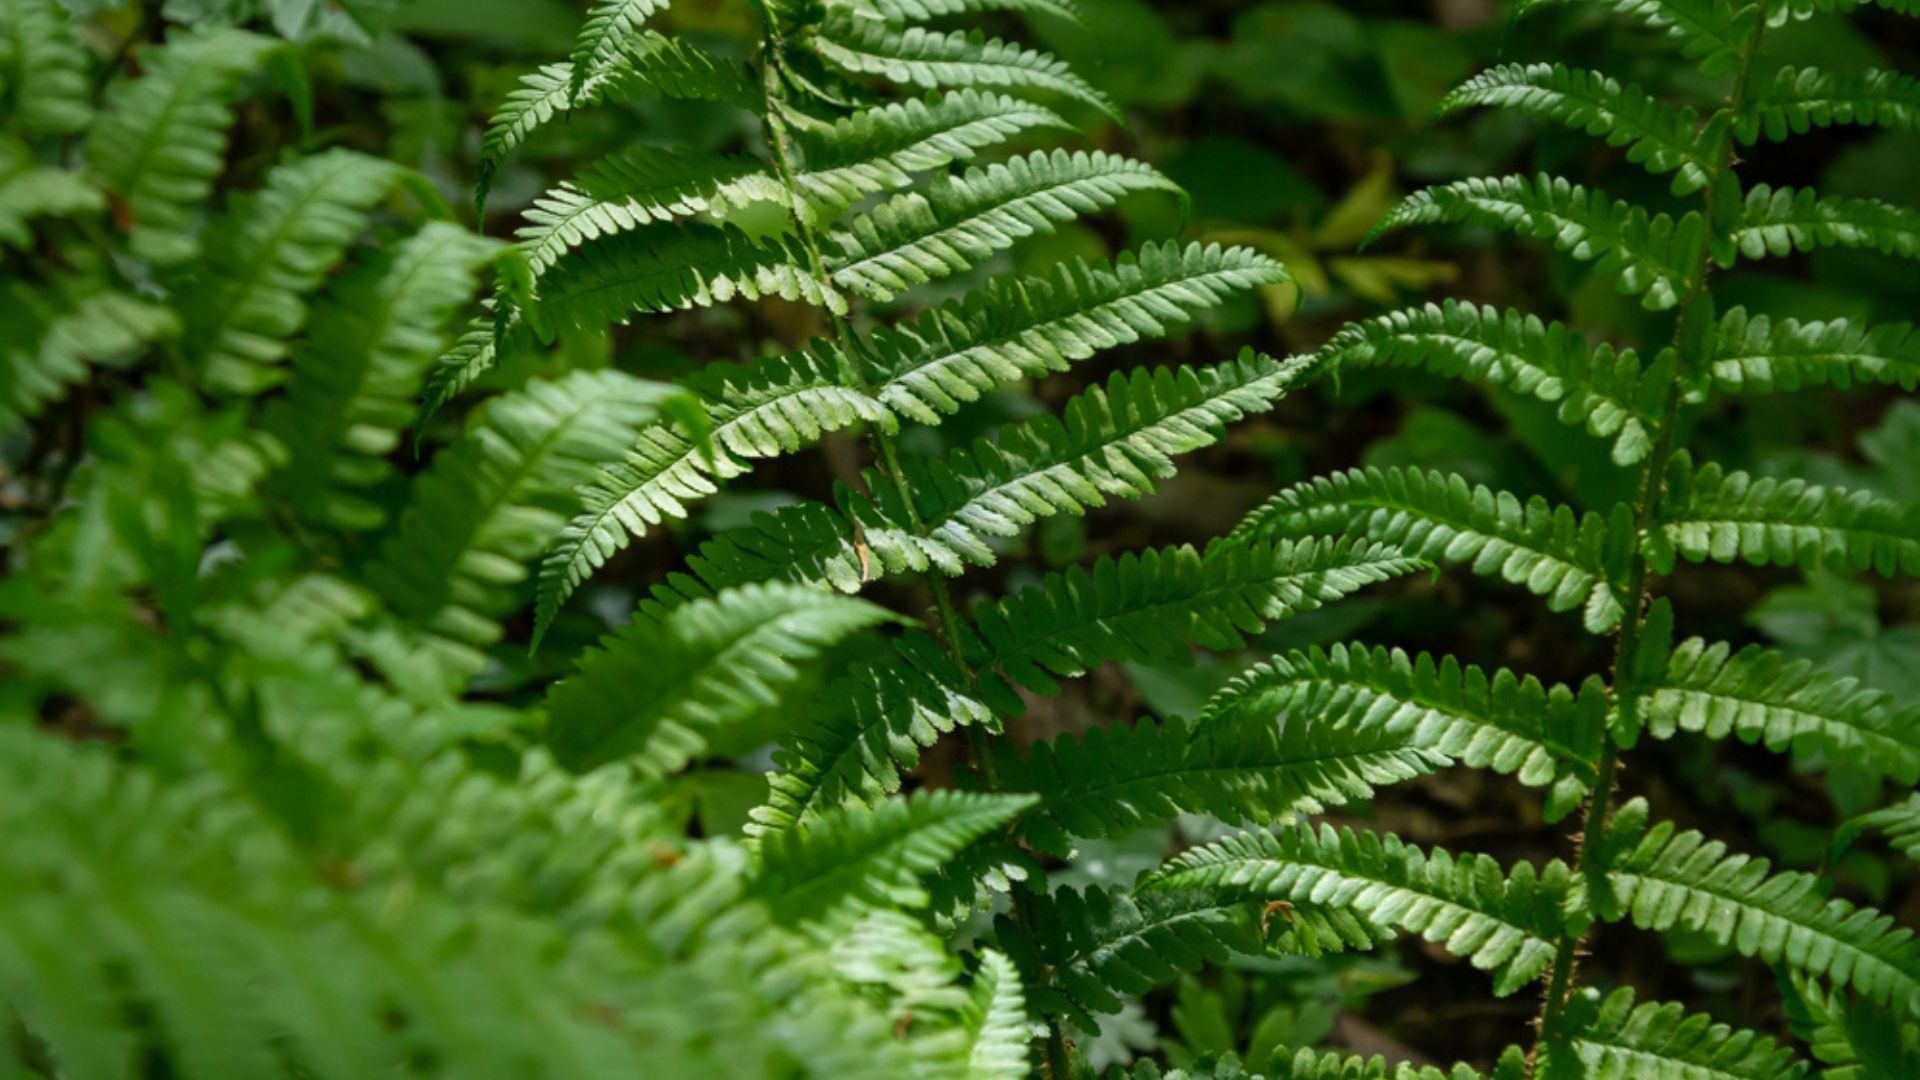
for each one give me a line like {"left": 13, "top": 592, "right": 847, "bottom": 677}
{"left": 1371, "top": 174, "right": 1705, "bottom": 310}
{"left": 534, "top": 222, "right": 844, "bottom": 333}
{"left": 1147, "top": 826, "right": 1569, "bottom": 996}
{"left": 826, "top": 148, "right": 1179, "bottom": 300}
{"left": 1537, "top": 987, "right": 1813, "bottom": 1080}
{"left": 808, "top": 18, "right": 1119, "bottom": 121}
{"left": 1641, "top": 637, "right": 1920, "bottom": 783}
{"left": 1654, "top": 458, "right": 1920, "bottom": 577}
{"left": 0, "top": 0, "right": 91, "bottom": 136}
{"left": 1230, "top": 466, "right": 1633, "bottom": 631}
{"left": 517, "top": 148, "right": 782, "bottom": 275}
{"left": 1724, "top": 186, "right": 1920, "bottom": 266}
{"left": 1858, "top": 796, "right": 1920, "bottom": 864}
{"left": 0, "top": 139, "right": 101, "bottom": 249}
{"left": 83, "top": 28, "right": 280, "bottom": 264}
{"left": 965, "top": 538, "right": 1424, "bottom": 705}
{"left": 793, "top": 90, "right": 1072, "bottom": 212}
{"left": 570, "top": 0, "right": 669, "bottom": 99}
{"left": 962, "top": 949, "right": 1029, "bottom": 1080}
{"left": 1518, "top": 0, "right": 1759, "bottom": 76}
{"left": 1778, "top": 970, "right": 1920, "bottom": 1080}
{"left": 1765, "top": 0, "right": 1920, "bottom": 23}
{"left": 832, "top": 0, "right": 1081, "bottom": 22}
{"left": 1739, "top": 66, "right": 1920, "bottom": 144}
{"left": 1202, "top": 643, "right": 1605, "bottom": 821}
{"left": 0, "top": 283, "right": 176, "bottom": 435}
{"left": 1265, "top": 1048, "right": 1491, "bottom": 1080}
{"left": 1595, "top": 801, "right": 1920, "bottom": 1016}
{"left": 181, "top": 150, "right": 406, "bottom": 396}
{"left": 543, "top": 584, "right": 897, "bottom": 776}
{"left": 753, "top": 790, "right": 1034, "bottom": 928}
{"left": 1322, "top": 300, "right": 1667, "bottom": 464}
{"left": 865, "top": 241, "right": 1287, "bottom": 424}
{"left": 1707, "top": 308, "right": 1920, "bottom": 394}
{"left": 1436, "top": 64, "right": 1711, "bottom": 194}
{"left": 266, "top": 222, "right": 501, "bottom": 531}
{"left": 995, "top": 712, "right": 1447, "bottom": 858}
{"left": 365, "top": 370, "right": 678, "bottom": 672}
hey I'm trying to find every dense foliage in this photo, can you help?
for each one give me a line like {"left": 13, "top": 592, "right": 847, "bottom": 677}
{"left": 2, "top": 0, "right": 1916, "bottom": 1077}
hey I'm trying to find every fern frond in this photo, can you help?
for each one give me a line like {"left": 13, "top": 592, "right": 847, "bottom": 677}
{"left": 1641, "top": 638, "right": 1920, "bottom": 783}
{"left": 1147, "top": 825, "right": 1568, "bottom": 996}
{"left": 181, "top": 149, "right": 406, "bottom": 395}
{"left": 865, "top": 241, "right": 1287, "bottom": 424}
{"left": 518, "top": 148, "right": 783, "bottom": 275}
{"left": 1595, "top": 800, "right": 1920, "bottom": 1015}
{"left": 1322, "top": 301, "right": 1667, "bottom": 464}
{"left": 365, "top": 370, "right": 676, "bottom": 671}
{"left": 265, "top": 222, "right": 501, "bottom": 530}
{"left": 1201, "top": 643, "right": 1605, "bottom": 821}
{"left": 752, "top": 633, "right": 993, "bottom": 834}
{"left": 474, "top": 35, "right": 756, "bottom": 213}
{"left": 996, "top": 711, "right": 1447, "bottom": 858}
{"left": 1371, "top": 174, "right": 1704, "bottom": 310}
{"left": 793, "top": 90, "right": 1073, "bottom": 212}
{"left": 1858, "top": 796, "right": 1920, "bottom": 863}
{"left": 83, "top": 28, "right": 281, "bottom": 264}
{"left": 570, "top": 0, "right": 669, "bottom": 99}
{"left": 544, "top": 584, "right": 897, "bottom": 775}
{"left": 753, "top": 790, "right": 1035, "bottom": 928}
{"left": 1725, "top": 185, "right": 1920, "bottom": 266}
{"left": 0, "top": 139, "right": 101, "bottom": 248}
{"left": 0, "top": 283, "right": 176, "bottom": 435}
{"left": 1707, "top": 308, "right": 1920, "bottom": 394}
{"left": 1654, "top": 458, "right": 1920, "bottom": 577}
{"left": 832, "top": 0, "right": 1081, "bottom": 22}
{"left": 419, "top": 310, "right": 522, "bottom": 422}
{"left": 1436, "top": 64, "right": 1711, "bottom": 194}
{"left": 0, "top": 0, "right": 90, "bottom": 136}
{"left": 1764, "top": 0, "right": 1920, "bottom": 22}
{"left": 1230, "top": 466, "right": 1633, "bottom": 631}
{"left": 827, "top": 148, "right": 1179, "bottom": 300}
{"left": 1265, "top": 1047, "right": 1491, "bottom": 1080}
{"left": 1778, "top": 971, "right": 1920, "bottom": 1080}
{"left": 1537, "top": 987, "right": 1812, "bottom": 1080}
{"left": 1519, "top": 0, "right": 1758, "bottom": 76}
{"left": 809, "top": 18, "right": 1119, "bottom": 121}
{"left": 535, "top": 222, "right": 845, "bottom": 332}
{"left": 1739, "top": 67, "right": 1920, "bottom": 144}
{"left": 963, "top": 949, "right": 1030, "bottom": 1080}
{"left": 966, "top": 538, "right": 1424, "bottom": 704}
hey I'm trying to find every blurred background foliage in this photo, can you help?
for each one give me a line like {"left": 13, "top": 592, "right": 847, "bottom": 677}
{"left": 14, "top": 0, "right": 1920, "bottom": 1072}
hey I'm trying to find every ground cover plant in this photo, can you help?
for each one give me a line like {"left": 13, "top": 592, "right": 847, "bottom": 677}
{"left": 1, "top": 0, "right": 1917, "bottom": 1077}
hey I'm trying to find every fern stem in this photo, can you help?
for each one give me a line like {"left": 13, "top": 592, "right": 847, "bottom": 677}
{"left": 1528, "top": 14, "right": 1769, "bottom": 1063}
{"left": 755, "top": 24, "right": 1072, "bottom": 1075}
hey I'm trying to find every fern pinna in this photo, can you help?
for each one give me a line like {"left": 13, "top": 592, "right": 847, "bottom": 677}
{"left": 1151, "top": 0, "right": 1920, "bottom": 1076}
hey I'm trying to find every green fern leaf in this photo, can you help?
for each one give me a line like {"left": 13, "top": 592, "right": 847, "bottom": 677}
{"left": 1654, "top": 457, "right": 1920, "bottom": 577}
{"left": 1595, "top": 800, "right": 1920, "bottom": 1016}
{"left": 865, "top": 241, "right": 1287, "bottom": 424}
{"left": 1, "top": 283, "right": 176, "bottom": 435}
{"left": 1724, "top": 185, "right": 1920, "bottom": 266}
{"left": 1371, "top": 174, "right": 1705, "bottom": 310}
{"left": 1707, "top": 308, "right": 1920, "bottom": 394}
{"left": 1436, "top": 64, "right": 1712, "bottom": 194}
{"left": 832, "top": 0, "right": 1081, "bottom": 22}
{"left": 263, "top": 223, "right": 502, "bottom": 531}
{"left": 518, "top": 148, "right": 784, "bottom": 275}
{"left": 534, "top": 222, "right": 845, "bottom": 333}
{"left": 966, "top": 538, "right": 1424, "bottom": 704}
{"left": 996, "top": 711, "right": 1447, "bottom": 858}
{"left": 963, "top": 949, "right": 1030, "bottom": 1080}
{"left": 0, "top": 138, "right": 102, "bottom": 249}
{"left": 0, "top": 0, "right": 91, "bottom": 136}
{"left": 1147, "top": 825, "right": 1568, "bottom": 996}
{"left": 181, "top": 150, "right": 407, "bottom": 396}
{"left": 544, "top": 584, "right": 896, "bottom": 775}
{"left": 1765, "top": 0, "right": 1920, "bottom": 21}
{"left": 1858, "top": 796, "right": 1920, "bottom": 863}
{"left": 1778, "top": 971, "right": 1920, "bottom": 1080}
{"left": 570, "top": 0, "right": 669, "bottom": 99}
{"left": 1201, "top": 643, "right": 1605, "bottom": 821}
{"left": 793, "top": 90, "right": 1073, "bottom": 212}
{"left": 1322, "top": 301, "right": 1667, "bottom": 464}
{"left": 1229, "top": 466, "right": 1633, "bottom": 631}
{"left": 1265, "top": 1047, "right": 1492, "bottom": 1080}
{"left": 83, "top": 28, "right": 281, "bottom": 264}
{"left": 827, "top": 148, "right": 1179, "bottom": 300}
{"left": 1739, "top": 66, "right": 1920, "bottom": 144}
{"left": 809, "top": 17, "right": 1119, "bottom": 121}
{"left": 1536, "top": 987, "right": 1812, "bottom": 1080}
{"left": 753, "top": 790, "right": 1035, "bottom": 927}
{"left": 1518, "top": 0, "right": 1759, "bottom": 76}
{"left": 1640, "top": 637, "right": 1920, "bottom": 783}
{"left": 365, "top": 370, "right": 678, "bottom": 672}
